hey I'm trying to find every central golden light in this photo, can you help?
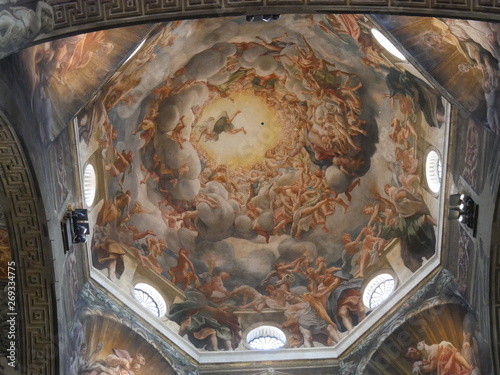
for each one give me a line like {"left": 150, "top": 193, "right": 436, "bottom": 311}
{"left": 197, "top": 91, "right": 282, "bottom": 168}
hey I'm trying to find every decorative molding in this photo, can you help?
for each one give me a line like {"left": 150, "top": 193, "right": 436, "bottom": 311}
{"left": 43, "top": 0, "right": 500, "bottom": 24}
{"left": 18, "top": 1, "right": 500, "bottom": 49}
{"left": 0, "top": 111, "right": 56, "bottom": 374}
{"left": 251, "top": 370, "right": 292, "bottom": 375}
{"left": 457, "top": 226, "right": 471, "bottom": 294}
{"left": 0, "top": 1, "right": 499, "bottom": 59}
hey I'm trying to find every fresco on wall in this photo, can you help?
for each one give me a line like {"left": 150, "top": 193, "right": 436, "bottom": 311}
{"left": 373, "top": 15, "right": 500, "bottom": 134}
{"left": 462, "top": 118, "right": 484, "bottom": 194}
{"left": 20, "top": 24, "right": 153, "bottom": 143}
{"left": 67, "top": 313, "right": 176, "bottom": 375}
{"left": 0, "top": 1, "right": 55, "bottom": 59}
{"left": 79, "top": 15, "right": 446, "bottom": 350}
{"left": 364, "top": 304, "right": 490, "bottom": 375}
{"left": 45, "top": 125, "right": 77, "bottom": 211}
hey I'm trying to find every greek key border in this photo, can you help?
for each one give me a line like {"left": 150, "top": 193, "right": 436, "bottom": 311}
{"left": 41, "top": 0, "right": 500, "bottom": 40}
{"left": 0, "top": 111, "right": 56, "bottom": 375}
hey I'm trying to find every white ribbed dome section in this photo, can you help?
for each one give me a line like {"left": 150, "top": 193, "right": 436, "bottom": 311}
{"left": 425, "top": 150, "right": 442, "bottom": 194}
{"left": 83, "top": 164, "right": 97, "bottom": 207}
{"left": 247, "top": 326, "right": 286, "bottom": 350}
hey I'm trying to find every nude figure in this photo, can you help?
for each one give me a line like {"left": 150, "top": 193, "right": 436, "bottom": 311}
{"left": 167, "top": 115, "right": 188, "bottom": 149}
{"left": 357, "top": 226, "right": 387, "bottom": 278}
{"left": 314, "top": 257, "right": 340, "bottom": 279}
{"left": 168, "top": 248, "right": 199, "bottom": 290}
{"left": 132, "top": 119, "right": 156, "bottom": 150}
{"left": 153, "top": 76, "right": 175, "bottom": 100}
{"left": 198, "top": 272, "right": 231, "bottom": 303}
{"left": 105, "top": 150, "right": 134, "bottom": 178}
{"left": 161, "top": 208, "right": 181, "bottom": 229}
{"left": 114, "top": 190, "right": 132, "bottom": 217}
{"left": 363, "top": 201, "right": 396, "bottom": 235}
{"left": 130, "top": 244, "right": 162, "bottom": 273}
{"left": 395, "top": 147, "right": 418, "bottom": 175}
{"left": 145, "top": 237, "right": 167, "bottom": 272}
{"left": 246, "top": 202, "right": 272, "bottom": 243}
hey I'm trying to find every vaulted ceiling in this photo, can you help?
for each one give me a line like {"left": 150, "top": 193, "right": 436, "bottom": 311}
{"left": 0, "top": 2, "right": 499, "bottom": 375}
{"left": 75, "top": 13, "right": 447, "bottom": 361}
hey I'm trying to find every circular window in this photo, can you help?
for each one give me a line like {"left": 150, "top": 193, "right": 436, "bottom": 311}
{"left": 83, "top": 164, "right": 97, "bottom": 207}
{"left": 371, "top": 29, "right": 406, "bottom": 61}
{"left": 362, "top": 273, "right": 396, "bottom": 309}
{"left": 133, "top": 283, "right": 167, "bottom": 317}
{"left": 247, "top": 326, "right": 286, "bottom": 350}
{"left": 425, "top": 150, "right": 442, "bottom": 194}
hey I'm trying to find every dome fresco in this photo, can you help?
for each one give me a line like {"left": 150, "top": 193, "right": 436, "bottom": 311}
{"left": 1, "top": 3, "right": 498, "bottom": 373}
{"left": 76, "top": 14, "right": 448, "bottom": 353}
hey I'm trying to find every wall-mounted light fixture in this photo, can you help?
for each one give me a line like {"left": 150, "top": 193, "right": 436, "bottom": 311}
{"left": 448, "top": 193, "right": 478, "bottom": 236}
{"left": 61, "top": 208, "right": 90, "bottom": 250}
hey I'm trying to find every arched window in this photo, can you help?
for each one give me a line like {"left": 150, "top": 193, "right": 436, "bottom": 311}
{"left": 425, "top": 150, "right": 442, "bottom": 194}
{"left": 362, "top": 273, "right": 396, "bottom": 309}
{"left": 246, "top": 325, "right": 286, "bottom": 350}
{"left": 133, "top": 283, "right": 167, "bottom": 318}
{"left": 83, "top": 163, "right": 97, "bottom": 207}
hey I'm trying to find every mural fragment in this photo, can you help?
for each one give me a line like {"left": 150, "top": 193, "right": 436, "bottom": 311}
{"left": 0, "top": 1, "right": 55, "bottom": 59}
{"left": 21, "top": 24, "right": 153, "bottom": 143}
{"left": 365, "top": 305, "right": 489, "bottom": 375}
{"left": 373, "top": 15, "right": 500, "bottom": 134}
{"left": 68, "top": 315, "right": 177, "bottom": 375}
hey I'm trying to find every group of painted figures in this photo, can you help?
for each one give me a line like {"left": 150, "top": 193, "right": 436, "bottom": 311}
{"left": 167, "top": 248, "right": 370, "bottom": 349}
{"left": 86, "top": 15, "right": 441, "bottom": 351}
{"left": 74, "top": 339, "right": 477, "bottom": 374}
